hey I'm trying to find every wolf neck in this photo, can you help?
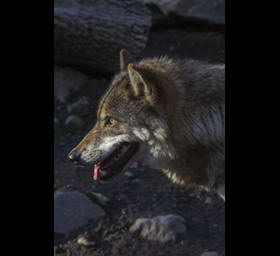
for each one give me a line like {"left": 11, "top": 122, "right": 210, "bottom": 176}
{"left": 139, "top": 58, "right": 224, "bottom": 187}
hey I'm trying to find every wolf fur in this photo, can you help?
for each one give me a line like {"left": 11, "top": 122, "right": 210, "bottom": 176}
{"left": 69, "top": 50, "right": 225, "bottom": 199}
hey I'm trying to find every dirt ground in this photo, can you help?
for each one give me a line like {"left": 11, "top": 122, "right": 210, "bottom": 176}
{"left": 54, "top": 24, "right": 225, "bottom": 256}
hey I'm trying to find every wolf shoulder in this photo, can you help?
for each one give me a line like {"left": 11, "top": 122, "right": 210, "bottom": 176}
{"left": 181, "top": 59, "right": 225, "bottom": 144}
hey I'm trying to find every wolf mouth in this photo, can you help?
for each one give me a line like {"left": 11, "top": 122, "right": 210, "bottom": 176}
{"left": 93, "top": 142, "right": 139, "bottom": 181}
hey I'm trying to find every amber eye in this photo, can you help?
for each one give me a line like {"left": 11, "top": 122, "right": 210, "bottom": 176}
{"left": 106, "top": 117, "right": 117, "bottom": 126}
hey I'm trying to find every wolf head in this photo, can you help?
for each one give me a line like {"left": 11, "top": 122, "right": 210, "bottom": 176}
{"left": 68, "top": 50, "right": 176, "bottom": 181}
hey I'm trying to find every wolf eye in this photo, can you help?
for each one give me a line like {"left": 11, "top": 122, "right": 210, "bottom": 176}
{"left": 106, "top": 117, "right": 117, "bottom": 126}
{"left": 109, "top": 118, "right": 116, "bottom": 125}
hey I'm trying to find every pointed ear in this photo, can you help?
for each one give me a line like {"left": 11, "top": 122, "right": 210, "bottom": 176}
{"left": 120, "top": 49, "right": 135, "bottom": 72}
{"left": 127, "top": 64, "right": 158, "bottom": 104}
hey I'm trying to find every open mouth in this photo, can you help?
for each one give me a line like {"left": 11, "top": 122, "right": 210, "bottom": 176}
{"left": 93, "top": 142, "right": 139, "bottom": 181}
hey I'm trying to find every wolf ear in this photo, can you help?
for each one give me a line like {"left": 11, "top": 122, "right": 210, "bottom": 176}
{"left": 127, "top": 64, "right": 157, "bottom": 104}
{"left": 120, "top": 49, "right": 135, "bottom": 72}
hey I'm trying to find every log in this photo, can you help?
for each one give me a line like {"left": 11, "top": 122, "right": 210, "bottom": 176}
{"left": 54, "top": 0, "right": 152, "bottom": 75}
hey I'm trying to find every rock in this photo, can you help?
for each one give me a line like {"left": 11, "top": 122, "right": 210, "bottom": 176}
{"left": 205, "top": 197, "right": 212, "bottom": 204}
{"left": 124, "top": 171, "right": 134, "bottom": 178}
{"left": 58, "top": 141, "right": 66, "bottom": 146}
{"left": 132, "top": 179, "right": 141, "bottom": 184}
{"left": 54, "top": 65, "right": 92, "bottom": 103}
{"left": 143, "top": 0, "right": 225, "bottom": 25}
{"left": 54, "top": 118, "right": 59, "bottom": 124}
{"left": 67, "top": 96, "right": 89, "bottom": 113}
{"left": 77, "top": 235, "right": 95, "bottom": 247}
{"left": 65, "top": 115, "right": 84, "bottom": 128}
{"left": 130, "top": 162, "right": 140, "bottom": 169}
{"left": 54, "top": 246, "right": 65, "bottom": 254}
{"left": 130, "top": 214, "right": 186, "bottom": 243}
{"left": 89, "top": 192, "right": 110, "bottom": 207}
{"left": 54, "top": 191, "right": 105, "bottom": 235}
{"left": 200, "top": 252, "right": 219, "bottom": 256}
{"left": 217, "top": 184, "right": 225, "bottom": 200}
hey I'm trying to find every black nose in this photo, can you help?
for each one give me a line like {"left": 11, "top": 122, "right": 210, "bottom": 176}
{"left": 68, "top": 150, "right": 81, "bottom": 164}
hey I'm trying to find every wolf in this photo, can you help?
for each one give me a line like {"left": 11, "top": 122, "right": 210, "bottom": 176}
{"left": 68, "top": 50, "right": 225, "bottom": 200}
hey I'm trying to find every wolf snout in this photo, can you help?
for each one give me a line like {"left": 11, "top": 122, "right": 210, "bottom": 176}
{"left": 68, "top": 149, "right": 81, "bottom": 165}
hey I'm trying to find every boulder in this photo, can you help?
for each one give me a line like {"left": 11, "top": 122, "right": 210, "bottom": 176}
{"left": 54, "top": 191, "right": 105, "bottom": 235}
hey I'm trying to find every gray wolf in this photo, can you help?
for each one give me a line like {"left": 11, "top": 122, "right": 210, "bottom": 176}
{"left": 68, "top": 50, "right": 225, "bottom": 199}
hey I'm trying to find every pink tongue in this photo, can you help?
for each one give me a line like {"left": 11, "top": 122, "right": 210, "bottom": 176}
{"left": 93, "top": 164, "right": 101, "bottom": 180}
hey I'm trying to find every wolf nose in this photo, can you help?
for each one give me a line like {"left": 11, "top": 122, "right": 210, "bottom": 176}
{"left": 68, "top": 150, "right": 81, "bottom": 164}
